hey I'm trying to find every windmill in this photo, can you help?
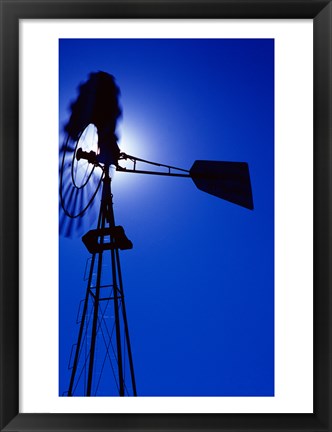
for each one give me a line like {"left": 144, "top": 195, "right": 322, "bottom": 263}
{"left": 59, "top": 71, "right": 253, "bottom": 397}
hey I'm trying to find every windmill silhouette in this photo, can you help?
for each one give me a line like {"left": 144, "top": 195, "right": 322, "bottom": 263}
{"left": 59, "top": 71, "right": 253, "bottom": 397}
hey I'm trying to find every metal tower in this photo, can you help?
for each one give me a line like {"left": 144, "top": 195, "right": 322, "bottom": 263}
{"left": 67, "top": 165, "right": 136, "bottom": 396}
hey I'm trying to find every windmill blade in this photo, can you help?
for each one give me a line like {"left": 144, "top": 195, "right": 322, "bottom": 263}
{"left": 190, "top": 160, "right": 254, "bottom": 210}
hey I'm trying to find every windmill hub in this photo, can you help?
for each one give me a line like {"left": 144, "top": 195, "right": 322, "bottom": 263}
{"left": 76, "top": 147, "right": 97, "bottom": 164}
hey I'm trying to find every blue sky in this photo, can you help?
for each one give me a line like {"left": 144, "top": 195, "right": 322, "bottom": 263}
{"left": 59, "top": 38, "right": 274, "bottom": 396}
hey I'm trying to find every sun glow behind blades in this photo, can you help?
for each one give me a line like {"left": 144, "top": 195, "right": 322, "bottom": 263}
{"left": 114, "top": 122, "right": 152, "bottom": 187}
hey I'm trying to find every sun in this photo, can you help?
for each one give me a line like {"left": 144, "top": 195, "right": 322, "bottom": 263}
{"left": 114, "top": 120, "right": 153, "bottom": 186}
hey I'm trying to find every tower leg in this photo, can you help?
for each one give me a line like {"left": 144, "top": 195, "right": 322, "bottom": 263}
{"left": 110, "top": 245, "right": 125, "bottom": 396}
{"left": 115, "top": 248, "right": 137, "bottom": 396}
{"left": 68, "top": 203, "right": 104, "bottom": 397}
{"left": 86, "top": 218, "right": 105, "bottom": 395}
{"left": 68, "top": 253, "right": 96, "bottom": 396}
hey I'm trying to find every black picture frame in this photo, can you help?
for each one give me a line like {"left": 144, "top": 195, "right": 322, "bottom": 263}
{"left": 1, "top": 1, "right": 331, "bottom": 431}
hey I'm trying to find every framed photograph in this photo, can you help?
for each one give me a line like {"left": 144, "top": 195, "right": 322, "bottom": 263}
{"left": 1, "top": 1, "right": 331, "bottom": 431}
